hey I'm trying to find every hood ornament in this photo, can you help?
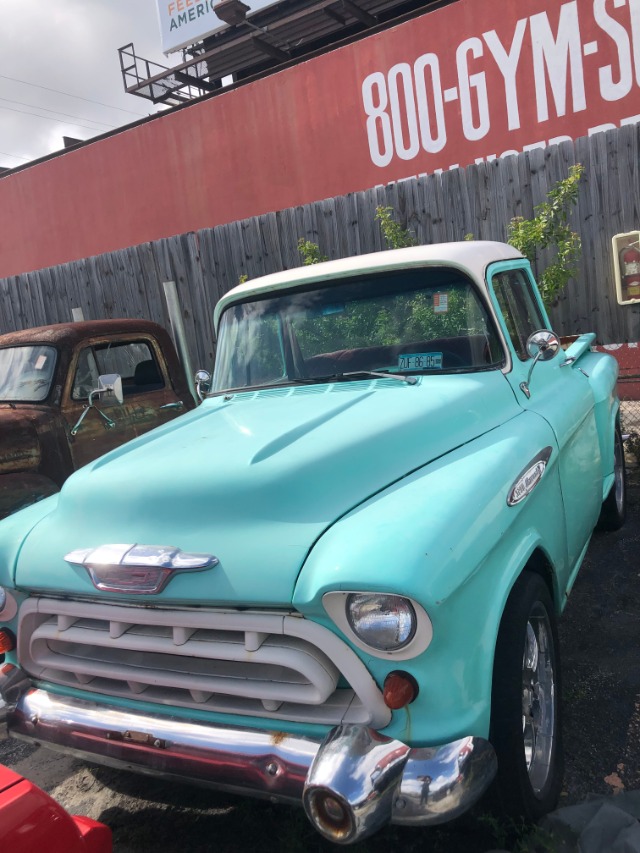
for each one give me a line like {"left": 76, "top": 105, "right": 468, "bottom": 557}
{"left": 65, "top": 544, "right": 219, "bottom": 594}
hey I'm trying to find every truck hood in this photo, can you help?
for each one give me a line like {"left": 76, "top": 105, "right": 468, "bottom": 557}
{"left": 15, "top": 374, "right": 520, "bottom": 604}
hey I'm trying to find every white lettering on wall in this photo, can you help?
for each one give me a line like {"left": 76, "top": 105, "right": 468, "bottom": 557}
{"left": 456, "top": 37, "right": 491, "bottom": 140}
{"left": 594, "top": 0, "right": 633, "bottom": 100}
{"left": 483, "top": 20, "right": 528, "bottom": 130}
{"left": 530, "top": 2, "right": 586, "bottom": 121}
{"left": 414, "top": 54, "right": 447, "bottom": 153}
{"left": 630, "top": 0, "right": 640, "bottom": 85}
{"left": 388, "top": 64, "right": 421, "bottom": 159}
{"left": 362, "top": 73, "right": 394, "bottom": 167}
{"left": 361, "top": 0, "right": 638, "bottom": 168}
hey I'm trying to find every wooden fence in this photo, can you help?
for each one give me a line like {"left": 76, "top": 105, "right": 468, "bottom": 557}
{"left": 1, "top": 122, "right": 639, "bottom": 371}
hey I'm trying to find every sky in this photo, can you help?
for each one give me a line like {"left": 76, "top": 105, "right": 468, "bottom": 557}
{"left": 0, "top": 0, "right": 179, "bottom": 170}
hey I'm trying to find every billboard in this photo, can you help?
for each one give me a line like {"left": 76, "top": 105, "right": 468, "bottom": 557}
{"left": 358, "top": 0, "right": 640, "bottom": 174}
{"left": 156, "top": 0, "right": 279, "bottom": 54}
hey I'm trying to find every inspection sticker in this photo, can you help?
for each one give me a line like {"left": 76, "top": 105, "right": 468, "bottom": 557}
{"left": 398, "top": 352, "right": 443, "bottom": 370}
{"left": 433, "top": 292, "right": 449, "bottom": 313}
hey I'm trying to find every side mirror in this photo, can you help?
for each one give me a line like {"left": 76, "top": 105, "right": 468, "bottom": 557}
{"left": 98, "top": 374, "right": 124, "bottom": 405}
{"left": 525, "top": 330, "right": 560, "bottom": 362}
{"left": 195, "top": 369, "right": 211, "bottom": 402}
{"left": 70, "top": 374, "right": 123, "bottom": 436}
{"left": 520, "top": 330, "right": 560, "bottom": 399}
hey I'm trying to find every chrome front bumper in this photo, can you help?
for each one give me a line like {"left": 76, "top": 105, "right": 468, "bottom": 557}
{"left": 5, "top": 685, "right": 497, "bottom": 844}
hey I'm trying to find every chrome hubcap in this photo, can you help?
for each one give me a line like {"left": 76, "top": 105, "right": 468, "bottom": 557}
{"left": 522, "top": 603, "right": 555, "bottom": 794}
{"left": 614, "top": 433, "right": 624, "bottom": 515}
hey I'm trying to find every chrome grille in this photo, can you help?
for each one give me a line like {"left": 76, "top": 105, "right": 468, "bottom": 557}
{"left": 18, "top": 598, "right": 390, "bottom": 728}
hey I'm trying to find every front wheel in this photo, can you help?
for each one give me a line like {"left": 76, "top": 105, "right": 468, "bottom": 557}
{"left": 596, "top": 425, "right": 626, "bottom": 531}
{"left": 489, "top": 571, "right": 563, "bottom": 821}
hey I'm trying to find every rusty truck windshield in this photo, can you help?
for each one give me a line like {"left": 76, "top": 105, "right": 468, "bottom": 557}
{"left": 212, "top": 267, "right": 504, "bottom": 393}
{"left": 0, "top": 346, "right": 57, "bottom": 402}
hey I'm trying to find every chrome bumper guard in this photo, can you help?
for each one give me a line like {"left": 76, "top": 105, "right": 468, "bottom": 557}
{"left": 5, "top": 685, "right": 497, "bottom": 844}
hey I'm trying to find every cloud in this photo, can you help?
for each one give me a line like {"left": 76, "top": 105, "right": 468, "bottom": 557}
{"left": 0, "top": 0, "right": 173, "bottom": 166}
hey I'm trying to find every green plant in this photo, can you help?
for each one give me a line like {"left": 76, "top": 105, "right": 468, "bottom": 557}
{"left": 478, "top": 813, "right": 557, "bottom": 853}
{"left": 297, "top": 238, "right": 327, "bottom": 265}
{"left": 507, "top": 164, "right": 584, "bottom": 308}
{"left": 375, "top": 205, "right": 417, "bottom": 249}
{"left": 238, "top": 273, "right": 248, "bottom": 284}
{"left": 478, "top": 812, "right": 511, "bottom": 849}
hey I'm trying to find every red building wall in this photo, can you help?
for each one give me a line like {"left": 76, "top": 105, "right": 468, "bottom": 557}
{"left": 595, "top": 343, "right": 640, "bottom": 399}
{"left": 0, "top": 0, "right": 639, "bottom": 278}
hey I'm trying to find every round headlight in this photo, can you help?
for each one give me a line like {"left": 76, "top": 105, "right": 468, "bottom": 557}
{"left": 346, "top": 594, "right": 416, "bottom": 651}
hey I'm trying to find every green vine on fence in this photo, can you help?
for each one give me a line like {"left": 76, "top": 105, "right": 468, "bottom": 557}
{"left": 375, "top": 205, "right": 417, "bottom": 249}
{"left": 507, "top": 163, "right": 584, "bottom": 307}
{"left": 296, "top": 167, "right": 583, "bottom": 311}
{"left": 297, "top": 238, "right": 328, "bottom": 265}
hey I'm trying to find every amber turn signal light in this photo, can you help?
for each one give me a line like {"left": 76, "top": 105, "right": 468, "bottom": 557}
{"left": 0, "top": 629, "right": 16, "bottom": 654}
{"left": 383, "top": 671, "right": 418, "bottom": 709}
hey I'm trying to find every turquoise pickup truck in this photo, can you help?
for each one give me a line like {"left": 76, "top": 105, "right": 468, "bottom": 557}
{"left": 0, "top": 242, "right": 625, "bottom": 844}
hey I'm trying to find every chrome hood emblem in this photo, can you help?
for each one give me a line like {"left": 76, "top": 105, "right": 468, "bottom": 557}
{"left": 65, "top": 544, "right": 219, "bottom": 594}
{"left": 507, "top": 447, "right": 553, "bottom": 507}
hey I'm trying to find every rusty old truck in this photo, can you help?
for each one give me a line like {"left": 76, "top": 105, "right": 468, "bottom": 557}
{"left": 0, "top": 319, "right": 195, "bottom": 519}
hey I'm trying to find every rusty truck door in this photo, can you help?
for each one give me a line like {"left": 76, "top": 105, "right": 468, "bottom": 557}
{"left": 62, "top": 334, "right": 188, "bottom": 470}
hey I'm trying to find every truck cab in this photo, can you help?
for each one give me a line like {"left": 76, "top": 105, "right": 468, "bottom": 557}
{"left": 0, "top": 319, "right": 195, "bottom": 518}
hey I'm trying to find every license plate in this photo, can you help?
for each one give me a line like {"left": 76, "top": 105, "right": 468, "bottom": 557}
{"left": 398, "top": 352, "right": 443, "bottom": 370}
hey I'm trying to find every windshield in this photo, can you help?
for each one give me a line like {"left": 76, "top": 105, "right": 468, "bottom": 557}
{"left": 0, "top": 345, "right": 57, "bottom": 402}
{"left": 212, "top": 267, "right": 504, "bottom": 393}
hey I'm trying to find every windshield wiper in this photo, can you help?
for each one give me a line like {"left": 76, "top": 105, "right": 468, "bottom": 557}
{"left": 213, "top": 371, "right": 418, "bottom": 396}
{"left": 313, "top": 370, "right": 417, "bottom": 385}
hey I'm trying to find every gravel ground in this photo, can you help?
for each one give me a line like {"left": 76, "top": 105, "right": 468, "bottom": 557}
{"left": 1, "top": 463, "right": 639, "bottom": 853}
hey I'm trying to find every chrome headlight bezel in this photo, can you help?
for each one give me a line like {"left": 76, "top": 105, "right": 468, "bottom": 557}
{"left": 323, "top": 591, "right": 433, "bottom": 660}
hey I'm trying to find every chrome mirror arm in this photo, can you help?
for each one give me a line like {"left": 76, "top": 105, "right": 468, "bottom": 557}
{"left": 70, "top": 406, "right": 91, "bottom": 436}
{"left": 525, "top": 350, "right": 544, "bottom": 387}
{"left": 70, "top": 378, "right": 122, "bottom": 436}
{"left": 93, "top": 407, "right": 116, "bottom": 430}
